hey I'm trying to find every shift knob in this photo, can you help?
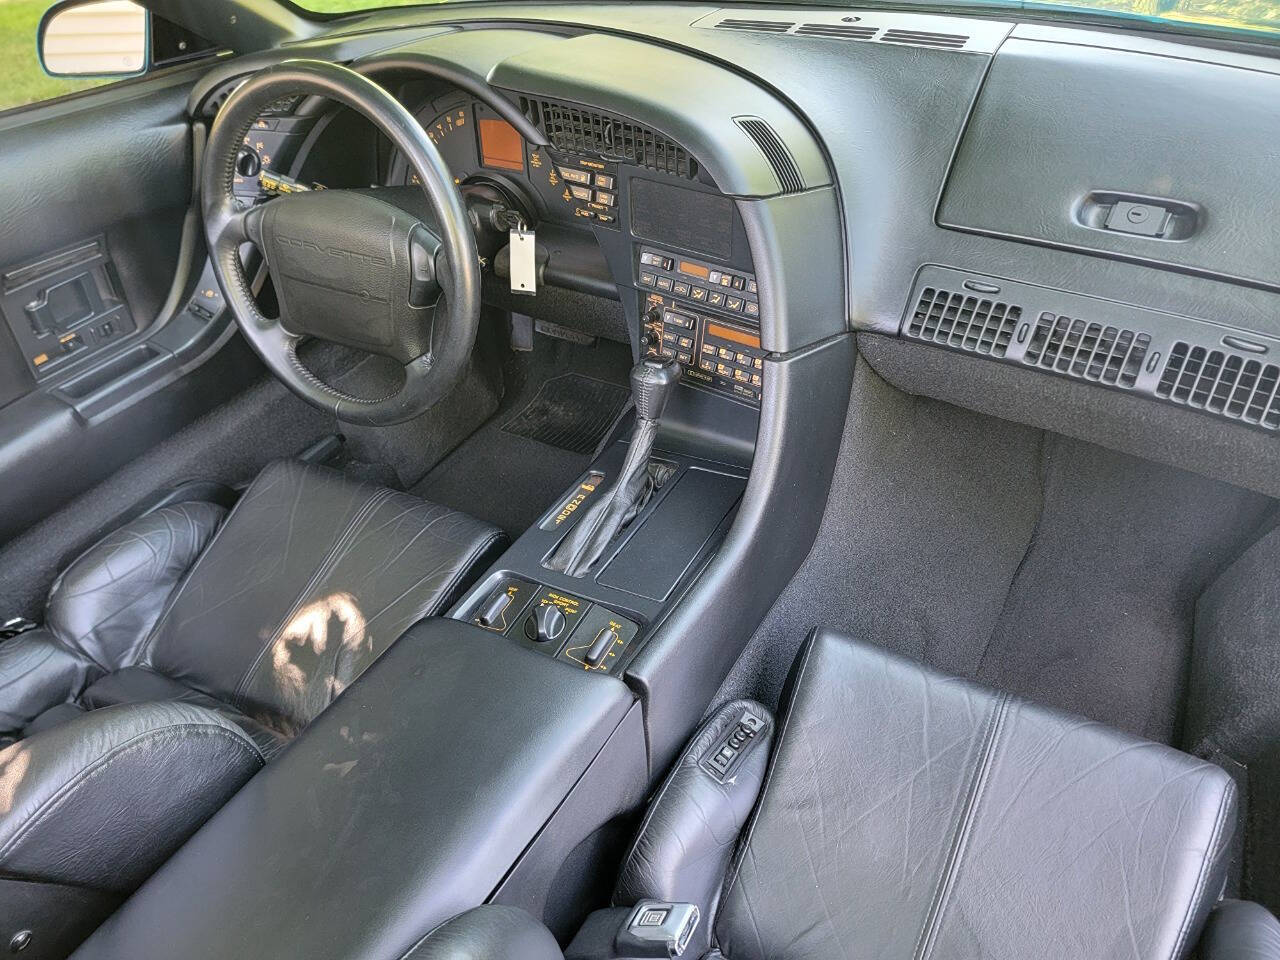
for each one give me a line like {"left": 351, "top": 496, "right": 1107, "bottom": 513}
{"left": 631, "top": 355, "right": 682, "bottom": 423}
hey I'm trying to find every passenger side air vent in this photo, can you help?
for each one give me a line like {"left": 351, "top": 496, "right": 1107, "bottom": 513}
{"left": 519, "top": 97, "right": 696, "bottom": 179}
{"left": 714, "top": 17, "right": 795, "bottom": 32}
{"left": 1156, "top": 342, "right": 1280, "bottom": 429}
{"left": 795, "top": 22, "right": 878, "bottom": 39}
{"left": 905, "top": 286, "right": 1020, "bottom": 358}
{"left": 879, "top": 28, "right": 969, "bottom": 49}
{"left": 1023, "top": 313, "right": 1149, "bottom": 388}
{"left": 734, "top": 117, "right": 804, "bottom": 194}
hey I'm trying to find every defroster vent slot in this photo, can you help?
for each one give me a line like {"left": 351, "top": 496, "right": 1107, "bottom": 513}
{"left": 734, "top": 117, "right": 804, "bottom": 194}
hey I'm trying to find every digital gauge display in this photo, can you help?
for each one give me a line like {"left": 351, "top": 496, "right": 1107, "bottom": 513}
{"left": 401, "top": 97, "right": 526, "bottom": 187}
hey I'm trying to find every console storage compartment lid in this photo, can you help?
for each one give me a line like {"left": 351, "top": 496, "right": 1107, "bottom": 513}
{"left": 72, "top": 618, "right": 634, "bottom": 960}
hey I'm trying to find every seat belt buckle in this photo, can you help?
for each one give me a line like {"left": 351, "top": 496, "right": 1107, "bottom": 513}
{"left": 615, "top": 900, "right": 700, "bottom": 958}
{"left": 0, "top": 617, "right": 38, "bottom": 640}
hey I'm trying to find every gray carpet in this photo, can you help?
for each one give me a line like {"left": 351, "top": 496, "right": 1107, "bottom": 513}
{"left": 411, "top": 332, "right": 633, "bottom": 538}
{"left": 714, "top": 355, "right": 1275, "bottom": 744}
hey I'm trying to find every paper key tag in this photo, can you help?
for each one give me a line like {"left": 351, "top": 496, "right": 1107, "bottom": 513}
{"left": 510, "top": 228, "right": 536, "bottom": 296}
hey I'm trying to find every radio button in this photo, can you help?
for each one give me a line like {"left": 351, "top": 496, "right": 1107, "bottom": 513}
{"left": 676, "top": 350, "right": 692, "bottom": 364}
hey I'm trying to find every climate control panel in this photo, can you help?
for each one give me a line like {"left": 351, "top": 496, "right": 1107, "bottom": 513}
{"left": 636, "top": 246, "right": 759, "bottom": 319}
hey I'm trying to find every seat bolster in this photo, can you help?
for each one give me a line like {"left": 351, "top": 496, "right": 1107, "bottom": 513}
{"left": 1199, "top": 901, "right": 1280, "bottom": 960}
{"left": 46, "top": 501, "right": 226, "bottom": 670}
{"left": 613, "top": 699, "right": 774, "bottom": 918}
{"left": 400, "top": 906, "right": 564, "bottom": 960}
{"left": 0, "top": 700, "right": 264, "bottom": 892}
{"left": 0, "top": 629, "right": 95, "bottom": 736}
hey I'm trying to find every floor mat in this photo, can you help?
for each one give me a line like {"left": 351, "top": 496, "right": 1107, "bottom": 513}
{"left": 713, "top": 356, "right": 1275, "bottom": 744}
{"left": 411, "top": 335, "right": 633, "bottom": 538}
{"left": 501, "top": 374, "right": 630, "bottom": 455}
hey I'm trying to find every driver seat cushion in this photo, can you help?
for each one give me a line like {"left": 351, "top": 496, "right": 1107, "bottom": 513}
{"left": 0, "top": 458, "right": 506, "bottom": 744}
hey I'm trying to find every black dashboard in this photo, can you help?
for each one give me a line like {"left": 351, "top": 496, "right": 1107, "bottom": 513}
{"left": 189, "top": 2, "right": 1280, "bottom": 494}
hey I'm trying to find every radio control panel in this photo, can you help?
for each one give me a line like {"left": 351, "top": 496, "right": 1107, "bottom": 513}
{"left": 643, "top": 296, "right": 763, "bottom": 405}
{"left": 636, "top": 246, "right": 759, "bottom": 319}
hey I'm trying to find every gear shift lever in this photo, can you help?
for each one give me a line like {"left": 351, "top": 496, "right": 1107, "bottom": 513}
{"left": 546, "top": 355, "right": 681, "bottom": 577}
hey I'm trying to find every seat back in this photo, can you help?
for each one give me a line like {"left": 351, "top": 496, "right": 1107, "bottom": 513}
{"left": 713, "top": 630, "right": 1237, "bottom": 960}
{"left": 143, "top": 460, "right": 502, "bottom": 738}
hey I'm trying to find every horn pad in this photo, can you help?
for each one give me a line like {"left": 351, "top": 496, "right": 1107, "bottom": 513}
{"left": 259, "top": 190, "right": 432, "bottom": 363}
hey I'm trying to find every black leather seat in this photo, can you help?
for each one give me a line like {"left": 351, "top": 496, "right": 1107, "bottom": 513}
{"left": 0, "top": 459, "right": 503, "bottom": 938}
{"left": 416, "top": 628, "right": 1280, "bottom": 960}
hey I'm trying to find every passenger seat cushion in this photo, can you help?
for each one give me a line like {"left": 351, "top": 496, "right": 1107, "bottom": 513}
{"left": 401, "top": 905, "right": 564, "bottom": 960}
{"left": 142, "top": 459, "right": 506, "bottom": 736}
{"left": 714, "top": 629, "right": 1237, "bottom": 960}
{"left": 0, "top": 701, "right": 264, "bottom": 892}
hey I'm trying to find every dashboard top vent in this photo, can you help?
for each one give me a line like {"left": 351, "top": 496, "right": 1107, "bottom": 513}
{"left": 697, "top": 10, "right": 1010, "bottom": 53}
{"left": 905, "top": 286, "right": 1020, "bottom": 358}
{"left": 795, "top": 22, "right": 878, "bottom": 39}
{"left": 715, "top": 17, "right": 795, "bottom": 32}
{"left": 734, "top": 117, "right": 804, "bottom": 194}
{"left": 1157, "top": 342, "right": 1280, "bottom": 429}
{"left": 520, "top": 97, "right": 696, "bottom": 179}
{"left": 880, "top": 28, "right": 969, "bottom": 48}
{"left": 1023, "top": 313, "right": 1149, "bottom": 389}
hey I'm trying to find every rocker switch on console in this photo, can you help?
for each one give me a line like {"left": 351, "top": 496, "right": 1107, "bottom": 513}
{"left": 476, "top": 592, "right": 511, "bottom": 629}
{"left": 585, "top": 627, "right": 619, "bottom": 667}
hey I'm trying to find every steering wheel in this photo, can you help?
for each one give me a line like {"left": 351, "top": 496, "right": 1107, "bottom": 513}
{"left": 202, "top": 60, "right": 481, "bottom": 426}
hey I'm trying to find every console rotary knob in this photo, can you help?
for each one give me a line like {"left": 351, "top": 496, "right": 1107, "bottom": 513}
{"left": 525, "top": 602, "right": 567, "bottom": 643}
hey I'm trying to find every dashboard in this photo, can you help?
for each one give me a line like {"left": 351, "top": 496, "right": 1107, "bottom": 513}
{"left": 194, "top": 4, "right": 1280, "bottom": 494}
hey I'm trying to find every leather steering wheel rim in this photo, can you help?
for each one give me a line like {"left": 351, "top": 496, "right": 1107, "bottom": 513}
{"left": 201, "top": 60, "right": 481, "bottom": 426}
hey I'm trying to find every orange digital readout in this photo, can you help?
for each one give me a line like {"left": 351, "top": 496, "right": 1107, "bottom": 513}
{"left": 478, "top": 117, "right": 525, "bottom": 172}
{"left": 706, "top": 323, "right": 761, "bottom": 349}
{"left": 677, "top": 260, "right": 711, "bottom": 280}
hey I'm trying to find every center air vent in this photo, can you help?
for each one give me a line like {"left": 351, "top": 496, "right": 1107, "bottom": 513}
{"left": 880, "top": 28, "right": 969, "bottom": 48}
{"left": 905, "top": 286, "right": 1020, "bottom": 357}
{"left": 519, "top": 97, "right": 695, "bottom": 179}
{"left": 795, "top": 22, "right": 878, "bottom": 39}
{"left": 715, "top": 17, "right": 795, "bottom": 32}
{"left": 699, "top": 11, "right": 1009, "bottom": 53}
{"left": 1157, "top": 342, "right": 1280, "bottom": 429}
{"left": 1023, "top": 313, "right": 1149, "bottom": 388}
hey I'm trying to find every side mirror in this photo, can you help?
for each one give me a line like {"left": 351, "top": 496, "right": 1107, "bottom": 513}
{"left": 38, "top": 0, "right": 150, "bottom": 78}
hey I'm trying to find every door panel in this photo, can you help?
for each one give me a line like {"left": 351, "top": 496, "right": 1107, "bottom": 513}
{"left": 0, "top": 67, "right": 260, "bottom": 545}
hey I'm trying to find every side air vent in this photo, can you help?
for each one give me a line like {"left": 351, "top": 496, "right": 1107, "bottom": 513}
{"left": 795, "top": 22, "right": 878, "bottom": 39}
{"left": 1023, "top": 313, "right": 1150, "bottom": 388}
{"left": 1156, "top": 342, "right": 1280, "bottom": 429}
{"left": 905, "top": 287, "right": 1020, "bottom": 357}
{"left": 880, "top": 28, "right": 969, "bottom": 48}
{"left": 520, "top": 97, "right": 696, "bottom": 179}
{"left": 734, "top": 117, "right": 804, "bottom": 194}
{"left": 714, "top": 17, "right": 795, "bottom": 32}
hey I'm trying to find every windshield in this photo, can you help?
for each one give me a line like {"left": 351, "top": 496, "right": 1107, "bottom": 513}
{"left": 290, "top": 0, "right": 1280, "bottom": 41}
